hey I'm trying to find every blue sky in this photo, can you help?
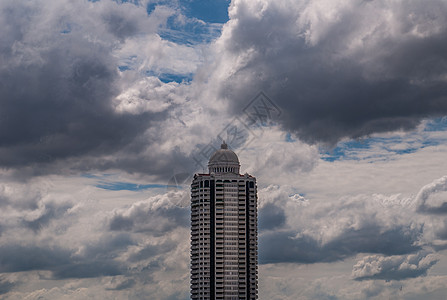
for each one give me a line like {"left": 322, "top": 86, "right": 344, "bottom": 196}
{"left": 147, "top": 0, "right": 230, "bottom": 23}
{"left": 322, "top": 117, "right": 447, "bottom": 162}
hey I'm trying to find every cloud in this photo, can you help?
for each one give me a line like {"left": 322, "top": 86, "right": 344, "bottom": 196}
{"left": 127, "top": 241, "right": 177, "bottom": 263}
{"left": 0, "top": 245, "right": 72, "bottom": 273}
{"left": 434, "top": 220, "right": 447, "bottom": 243}
{"left": 108, "top": 191, "right": 189, "bottom": 234}
{"left": 0, "top": 0, "right": 202, "bottom": 180}
{"left": 0, "top": 1, "right": 141, "bottom": 163}
{"left": 416, "top": 175, "right": 447, "bottom": 214}
{"left": 259, "top": 224, "right": 422, "bottom": 264}
{"left": 259, "top": 202, "right": 286, "bottom": 231}
{"left": 0, "top": 234, "right": 132, "bottom": 279}
{"left": 104, "top": 276, "right": 136, "bottom": 291}
{"left": 53, "top": 261, "right": 123, "bottom": 280}
{"left": 0, "top": 175, "right": 192, "bottom": 299}
{"left": 257, "top": 181, "right": 426, "bottom": 264}
{"left": 21, "top": 201, "right": 73, "bottom": 232}
{"left": 261, "top": 264, "right": 447, "bottom": 300}
{"left": 207, "top": 0, "right": 447, "bottom": 144}
{"left": 352, "top": 252, "right": 439, "bottom": 281}
{"left": 0, "top": 277, "right": 15, "bottom": 295}
{"left": 0, "top": 179, "right": 77, "bottom": 235}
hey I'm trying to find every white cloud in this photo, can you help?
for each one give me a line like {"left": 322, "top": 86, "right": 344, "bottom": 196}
{"left": 113, "top": 77, "right": 180, "bottom": 114}
{"left": 416, "top": 175, "right": 447, "bottom": 214}
{"left": 352, "top": 252, "right": 440, "bottom": 281}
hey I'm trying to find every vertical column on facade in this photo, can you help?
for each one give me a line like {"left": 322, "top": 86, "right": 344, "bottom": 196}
{"left": 222, "top": 180, "right": 240, "bottom": 300}
{"left": 238, "top": 180, "right": 247, "bottom": 299}
{"left": 190, "top": 180, "right": 199, "bottom": 299}
{"left": 214, "top": 179, "right": 224, "bottom": 299}
{"left": 245, "top": 181, "right": 251, "bottom": 299}
{"left": 191, "top": 178, "right": 216, "bottom": 300}
{"left": 249, "top": 180, "right": 258, "bottom": 299}
{"left": 209, "top": 180, "right": 216, "bottom": 300}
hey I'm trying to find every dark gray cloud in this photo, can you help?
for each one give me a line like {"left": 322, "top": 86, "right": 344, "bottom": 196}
{"left": 53, "top": 261, "right": 123, "bottom": 279}
{"left": 21, "top": 201, "right": 73, "bottom": 232}
{"left": 128, "top": 241, "right": 176, "bottom": 262}
{"left": 51, "top": 260, "right": 126, "bottom": 279}
{"left": 105, "top": 277, "right": 136, "bottom": 291}
{"left": 433, "top": 219, "right": 447, "bottom": 251}
{"left": 0, "top": 245, "right": 73, "bottom": 273}
{"left": 0, "top": 233, "right": 135, "bottom": 279}
{"left": 0, "top": 183, "right": 191, "bottom": 295}
{"left": 0, "top": 209, "right": 132, "bottom": 280}
{"left": 435, "top": 220, "right": 447, "bottom": 240}
{"left": 0, "top": 0, "right": 183, "bottom": 179}
{"left": 420, "top": 203, "right": 447, "bottom": 214}
{"left": 0, "top": 277, "right": 16, "bottom": 295}
{"left": 259, "top": 225, "right": 422, "bottom": 264}
{"left": 216, "top": 0, "right": 447, "bottom": 144}
{"left": 81, "top": 233, "right": 135, "bottom": 261}
{"left": 259, "top": 202, "right": 286, "bottom": 231}
{"left": 0, "top": 182, "right": 74, "bottom": 234}
{"left": 109, "top": 196, "right": 189, "bottom": 235}
{"left": 110, "top": 215, "right": 135, "bottom": 231}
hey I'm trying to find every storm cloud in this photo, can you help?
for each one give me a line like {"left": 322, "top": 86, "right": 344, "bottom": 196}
{"left": 259, "top": 225, "right": 422, "bottom": 264}
{"left": 0, "top": 0, "right": 188, "bottom": 179}
{"left": 258, "top": 202, "right": 286, "bottom": 231}
{"left": 211, "top": 0, "right": 447, "bottom": 144}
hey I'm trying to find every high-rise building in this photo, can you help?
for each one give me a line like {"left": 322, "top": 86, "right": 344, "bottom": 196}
{"left": 190, "top": 142, "right": 258, "bottom": 300}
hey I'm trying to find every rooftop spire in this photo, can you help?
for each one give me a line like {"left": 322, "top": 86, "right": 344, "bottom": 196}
{"left": 221, "top": 140, "right": 228, "bottom": 149}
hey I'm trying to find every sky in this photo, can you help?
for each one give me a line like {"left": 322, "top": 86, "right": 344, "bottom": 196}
{"left": 1, "top": 0, "right": 447, "bottom": 299}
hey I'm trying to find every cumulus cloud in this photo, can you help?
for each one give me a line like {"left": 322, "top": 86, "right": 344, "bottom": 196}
{"left": 0, "top": 276, "right": 15, "bottom": 295}
{"left": 352, "top": 252, "right": 439, "bottom": 281}
{"left": 0, "top": 233, "right": 135, "bottom": 279}
{"left": 9, "top": 0, "right": 447, "bottom": 181}
{"left": 207, "top": 0, "right": 447, "bottom": 144}
{"left": 260, "top": 225, "right": 422, "bottom": 264}
{"left": 0, "top": 1, "right": 142, "bottom": 164}
{"left": 0, "top": 0, "right": 203, "bottom": 180}
{"left": 257, "top": 181, "right": 432, "bottom": 265}
{"left": 0, "top": 179, "right": 76, "bottom": 236}
{"left": 113, "top": 77, "right": 181, "bottom": 115}
{"left": 257, "top": 174, "right": 447, "bottom": 268}
{"left": 260, "top": 264, "right": 447, "bottom": 300}
{"left": 0, "top": 175, "right": 192, "bottom": 299}
{"left": 258, "top": 202, "right": 286, "bottom": 231}
{"left": 108, "top": 191, "right": 189, "bottom": 234}
{"left": 416, "top": 175, "right": 447, "bottom": 214}
{"left": 104, "top": 276, "right": 136, "bottom": 291}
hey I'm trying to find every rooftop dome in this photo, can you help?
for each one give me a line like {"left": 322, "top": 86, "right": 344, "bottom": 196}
{"left": 208, "top": 141, "right": 240, "bottom": 174}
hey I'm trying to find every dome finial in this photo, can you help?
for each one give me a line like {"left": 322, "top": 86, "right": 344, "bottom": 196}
{"left": 221, "top": 140, "right": 228, "bottom": 149}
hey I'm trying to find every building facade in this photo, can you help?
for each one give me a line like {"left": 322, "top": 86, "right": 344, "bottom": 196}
{"left": 190, "top": 142, "right": 258, "bottom": 300}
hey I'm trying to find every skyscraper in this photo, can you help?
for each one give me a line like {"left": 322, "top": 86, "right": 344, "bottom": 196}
{"left": 190, "top": 142, "right": 258, "bottom": 300}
